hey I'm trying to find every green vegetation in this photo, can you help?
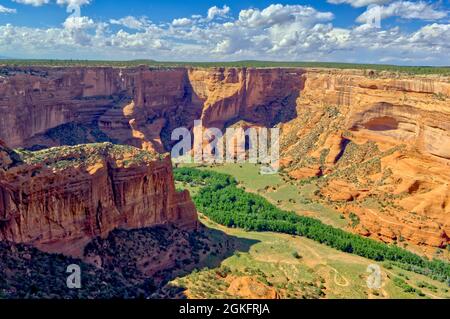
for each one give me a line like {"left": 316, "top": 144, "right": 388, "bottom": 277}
{"left": 349, "top": 213, "right": 360, "bottom": 228}
{"left": 15, "top": 142, "right": 159, "bottom": 169}
{"left": 166, "top": 232, "right": 327, "bottom": 299}
{"left": 0, "top": 241, "right": 145, "bottom": 299}
{"left": 169, "top": 261, "right": 325, "bottom": 299}
{"left": 168, "top": 215, "right": 450, "bottom": 299}
{"left": 194, "top": 163, "right": 347, "bottom": 228}
{"left": 392, "top": 277, "right": 425, "bottom": 296}
{"left": 1, "top": 59, "right": 449, "bottom": 75}
{"left": 174, "top": 167, "right": 450, "bottom": 283}
{"left": 292, "top": 251, "right": 302, "bottom": 259}
{"left": 416, "top": 281, "right": 438, "bottom": 293}
{"left": 45, "top": 122, "right": 116, "bottom": 146}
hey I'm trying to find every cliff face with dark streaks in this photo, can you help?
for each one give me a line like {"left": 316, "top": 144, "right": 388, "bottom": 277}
{"left": 0, "top": 66, "right": 304, "bottom": 151}
{"left": 0, "top": 142, "right": 197, "bottom": 255}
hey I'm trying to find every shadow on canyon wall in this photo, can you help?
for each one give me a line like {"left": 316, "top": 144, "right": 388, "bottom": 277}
{"left": 1, "top": 67, "right": 306, "bottom": 153}
{"left": 0, "top": 224, "right": 258, "bottom": 299}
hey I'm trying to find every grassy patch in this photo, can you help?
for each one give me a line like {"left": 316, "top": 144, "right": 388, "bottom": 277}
{"left": 168, "top": 216, "right": 450, "bottom": 299}
{"left": 194, "top": 163, "right": 348, "bottom": 229}
{"left": 174, "top": 167, "right": 450, "bottom": 284}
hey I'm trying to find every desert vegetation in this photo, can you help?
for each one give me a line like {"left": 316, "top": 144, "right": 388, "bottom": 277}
{"left": 162, "top": 212, "right": 450, "bottom": 299}
{"left": 45, "top": 122, "right": 116, "bottom": 146}
{"left": 14, "top": 142, "right": 159, "bottom": 169}
{"left": 0, "top": 225, "right": 235, "bottom": 299}
{"left": 0, "top": 241, "right": 141, "bottom": 299}
{"left": 174, "top": 168, "right": 450, "bottom": 283}
{"left": 1, "top": 60, "right": 449, "bottom": 75}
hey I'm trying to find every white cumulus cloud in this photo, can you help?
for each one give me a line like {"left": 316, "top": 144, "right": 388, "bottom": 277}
{"left": 172, "top": 18, "right": 193, "bottom": 27}
{"left": 56, "top": 0, "right": 91, "bottom": 7}
{"left": 238, "top": 4, "right": 334, "bottom": 28}
{"left": 63, "top": 16, "right": 94, "bottom": 29}
{"left": 207, "top": 5, "right": 230, "bottom": 21}
{"left": 110, "top": 16, "right": 151, "bottom": 30}
{"left": 357, "top": 1, "right": 448, "bottom": 23}
{"left": 0, "top": 5, "right": 17, "bottom": 14}
{"left": 327, "top": 0, "right": 392, "bottom": 7}
{"left": 13, "top": 0, "right": 90, "bottom": 7}
{"left": 13, "top": 0, "right": 50, "bottom": 6}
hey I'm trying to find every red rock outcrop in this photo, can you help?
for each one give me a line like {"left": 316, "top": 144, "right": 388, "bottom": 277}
{"left": 280, "top": 69, "right": 450, "bottom": 249}
{"left": 188, "top": 68, "right": 304, "bottom": 128}
{"left": 0, "top": 142, "right": 197, "bottom": 255}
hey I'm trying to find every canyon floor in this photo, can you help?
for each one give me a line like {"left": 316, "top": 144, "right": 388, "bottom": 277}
{"left": 165, "top": 216, "right": 450, "bottom": 299}
{"left": 179, "top": 163, "right": 450, "bottom": 261}
{"left": 158, "top": 163, "right": 449, "bottom": 299}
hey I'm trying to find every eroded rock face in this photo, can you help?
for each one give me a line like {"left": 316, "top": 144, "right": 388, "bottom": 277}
{"left": 0, "top": 142, "right": 197, "bottom": 255}
{"left": 0, "top": 66, "right": 304, "bottom": 151}
{"left": 1, "top": 66, "right": 450, "bottom": 250}
{"left": 280, "top": 69, "right": 450, "bottom": 249}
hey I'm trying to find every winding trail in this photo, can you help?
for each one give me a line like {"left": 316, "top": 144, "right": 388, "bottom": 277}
{"left": 301, "top": 241, "right": 350, "bottom": 287}
{"left": 330, "top": 266, "right": 350, "bottom": 287}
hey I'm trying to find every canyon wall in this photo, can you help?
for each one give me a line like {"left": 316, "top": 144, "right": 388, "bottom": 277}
{"left": 1, "top": 66, "right": 448, "bottom": 160}
{"left": 280, "top": 69, "right": 450, "bottom": 249}
{"left": 0, "top": 66, "right": 304, "bottom": 151}
{"left": 0, "top": 141, "right": 197, "bottom": 255}
{"left": 1, "top": 65, "right": 450, "bottom": 249}
{"left": 298, "top": 70, "right": 450, "bottom": 160}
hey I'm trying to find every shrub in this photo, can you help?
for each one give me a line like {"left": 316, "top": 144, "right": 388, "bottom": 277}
{"left": 175, "top": 168, "right": 450, "bottom": 283}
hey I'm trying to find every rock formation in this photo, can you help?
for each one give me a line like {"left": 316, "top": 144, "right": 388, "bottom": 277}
{"left": 1, "top": 65, "right": 450, "bottom": 249}
{"left": 0, "top": 141, "right": 197, "bottom": 255}
{"left": 0, "top": 66, "right": 303, "bottom": 151}
{"left": 280, "top": 69, "right": 450, "bottom": 249}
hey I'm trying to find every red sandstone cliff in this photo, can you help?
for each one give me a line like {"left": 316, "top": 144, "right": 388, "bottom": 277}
{"left": 279, "top": 69, "right": 450, "bottom": 249}
{"left": 0, "top": 141, "right": 197, "bottom": 255}
{"left": 1, "top": 65, "right": 450, "bottom": 250}
{"left": 0, "top": 66, "right": 303, "bottom": 151}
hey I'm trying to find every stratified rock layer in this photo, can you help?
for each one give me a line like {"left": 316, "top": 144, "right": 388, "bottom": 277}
{"left": 0, "top": 66, "right": 303, "bottom": 151}
{"left": 280, "top": 69, "right": 450, "bottom": 249}
{"left": 0, "top": 142, "right": 197, "bottom": 254}
{"left": 1, "top": 65, "right": 450, "bottom": 249}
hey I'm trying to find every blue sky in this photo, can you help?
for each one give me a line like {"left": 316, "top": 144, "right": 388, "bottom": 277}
{"left": 0, "top": 0, "right": 449, "bottom": 65}
{"left": 0, "top": 1, "right": 362, "bottom": 28}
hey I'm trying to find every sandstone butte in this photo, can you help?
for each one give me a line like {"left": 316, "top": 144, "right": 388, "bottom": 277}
{"left": 0, "top": 140, "right": 197, "bottom": 256}
{"left": 0, "top": 65, "right": 449, "bottom": 251}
